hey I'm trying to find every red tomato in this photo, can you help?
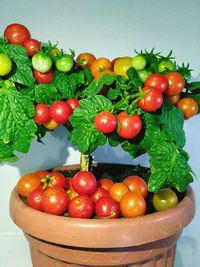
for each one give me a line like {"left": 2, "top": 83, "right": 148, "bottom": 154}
{"left": 97, "top": 178, "right": 114, "bottom": 191}
{"left": 50, "top": 101, "right": 73, "bottom": 124}
{"left": 68, "top": 195, "right": 94, "bottom": 218}
{"left": 95, "top": 196, "right": 120, "bottom": 219}
{"left": 72, "top": 171, "right": 97, "bottom": 196}
{"left": 76, "top": 52, "right": 96, "bottom": 68}
{"left": 33, "top": 104, "right": 50, "bottom": 124}
{"left": 66, "top": 98, "right": 80, "bottom": 110}
{"left": 34, "top": 170, "right": 49, "bottom": 179}
{"left": 120, "top": 191, "right": 146, "bottom": 218}
{"left": 117, "top": 111, "right": 142, "bottom": 139}
{"left": 23, "top": 38, "right": 41, "bottom": 57}
{"left": 33, "top": 69, "right": 53, "bottom": 84}
{"left": 165, "top": 72, "right": 185, "bottom": 96}
{"left": 138, "top": 87, "right": 163, "bottom": 112}
{"left": 90, "top": 187, "right": 109, "bottom": 203}
{"left": 123, "top": 176, "right": 148, "bottom": 199}
{"left": 4, "top": 23, "right": 31, "bottom": 45}
{"left": 27, "top": 186, "right": 45, "bottom": 211}
{"left": 177, "top": 97, "right": 199, "bottom": 119}
{"left": 144, "top": 73, "right": 169, "bottom": 93}
{"left": 42, "top": 187, "right": 69, "bottom": 215}
{"left": 94, "top": 111, "right": 117, "bottom": 134}
{"left": 43, "top": 171, "right": 66, "bottom": 189}
{"left": 17, "top": 173, "right": 41, "bottom": 198}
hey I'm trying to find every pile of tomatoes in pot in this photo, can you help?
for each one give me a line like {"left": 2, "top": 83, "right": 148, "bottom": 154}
{"left": 17, "top": 169, "right": 178, "bottom": 219}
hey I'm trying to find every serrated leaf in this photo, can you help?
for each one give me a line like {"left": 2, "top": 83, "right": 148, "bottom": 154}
{"left": 107, "top": 87, "right": 121, "bottom": 100}
{"left": 34, "top": 83, "right": 59, "bottom": 104}
{"left": 188, "top": 81, "right": 200, "bottom": 91}
{"left": 121, "top": 141, "right": 145, "bottom": 158}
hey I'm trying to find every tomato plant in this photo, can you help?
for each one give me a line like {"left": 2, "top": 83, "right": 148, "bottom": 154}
{"left": 33, "top": 104, "right": 50, "bottom": 124}
{"left": 0, "top": 53, "right": 12, "bottom": 76}
{"left": 94, "top": 111, "right": 117, "bottom": 134}
{"left": 165, "top": 72, "right": 185, "bottom": 96}
{"left": 32, "top": 52, "right": 52, "bottom": 73}
{"left": 152, "top": 188, "right": 178, "bottom": 211}
{"left": 23, "top": 38, "right": 41, "bottom": 57}
{"left": 144, "top": 73, "right": 169, "bottom": 93}
{"left": 33, "top": 69, "right": 53, "bottom": 83}
{"left": 50, "top": 101, "right": 73, "bottom": 124}
{"left": 55, "top": 55, "right": 74, "bottom": 73}
{"left": 117, "top": 111, "right": 142, "bottom": 139}
{"left": 95, "top": 196, "right": 120, "bottom": 219}
{"left": 4, "top": 23, "right": 31, "bottom": 45}
{"left": 177, "top": 97, "right": 199, "bottom": 119}
{"left": 68, "top": 195, "right": 94, "bottom": 218}
{"left": 17, "top": 173, "right": 41, "bottom": 198}
{"left": 72, "top": 171, "right": 97, "bottom": 196}
{"left": 123, "top": 176, "right": 148, "bottom": 199}
{"left": 138, "top": 87, "right": 163, "bottom": 112}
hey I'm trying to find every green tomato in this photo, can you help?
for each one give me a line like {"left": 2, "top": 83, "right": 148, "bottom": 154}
{"left": 0, "top": 53, "right": 12, "bottom": 76}
{"left": 49, "top": 47, "right": 62, "bottom": 61}
{"left": 132, "top": 55, "right": 147, "bottom": 71}
{"left": 32, "top": 52, "right": 52, "bottom": 73}
{"left": 158, "top": 59, "right": 174, "bottom": 73}
{"left": 137, "top": 69, "right": 152, "bottom": 82}
{"left": 153, "top": 188, "right": 178, "bottom": 212}
{"left": 55, "top": 55, "right": 73, "bottom": 73}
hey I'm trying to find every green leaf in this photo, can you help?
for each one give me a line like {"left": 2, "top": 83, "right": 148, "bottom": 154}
{"left": 35, "top": 83, "right": 59, "bottom": 104}
{"left": 121, "top": 141, "right": 145, "bottom": 158}
{"left": 187, "top": 81, "right": 200, "bottom": 91}
{"left": 0, "top": 84, "right": 37, "bottom": 156}
{"left": 107, "top": 87, "right": 121, "bottom": 100}
{"left": 160, "top": 100, "right": 185, "bottom": 148}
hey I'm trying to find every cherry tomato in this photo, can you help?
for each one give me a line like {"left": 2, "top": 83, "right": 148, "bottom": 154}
{"left": 120, "top": 191, "right": 146, "bottom": 218}
{"left": 23, "top": 38, "right": 41, "bottom": 57}
{"left": 33, "top": 104, "right": 50, "bottom": 124}
{"left": 109, "top": 182, "right": 129, "bottom": 202}
{"left": 168, "top": 94, "right": 180, "bottom": 105}
{"left": 97, "top": 178, "right": 114, "bottom": 191}
{"left": 0, "top": 53, "right": 12, "bottom": 76}
{"left": 49, "top": 47, "right": 62, "bottom": 61}
{"left": 137, "top": 69, "right": 152, "bottom": 82}
{"left": 50, "top": 101, "right": 73, "bottom": 124}
{"left": 90, "top": 187, "right": 109, "bottom": 204}
{"left": 67, "top": 179, "right": 79, "bottom": 200}
{"left": 17, "top": 173, "right": 41, "bottom": 198}
{"left": 42, "top": 171, "right": 66, "bottom": 189}
{"left": 34, "top": 170, "right": 49, "bottom": 179}
{"left": 55, "top": 55, "right": 74, "bottom": 73}
{"left": 76, "top": 52, "right": 96, "bottom": 68}
{"left": 138, "top": 87, "right": 163, "bottom": 112}
{"left": 94, "top": 111, "right": 117, "bottom": 134}
{"left": 27, "top": 186, "right": 44, "bottom": 211}
{"left": 72, "top": 171, "right": 97, "bottom": 196}
{"left": 33, "top": 69, "right": 53, "bottom": 84}
{"left": 4, "top": 23, "right": 31, "bottom": 45}
{"left": 117, "top": 111, "right": 142, "bottom": 139}
{"left": 66, "top": 98, "right": 80, "bottom": 110}
{"left": 95, "top": 196, "right": 120, "bottom": 219}
{"left": 158, "top": 59, "right": 174, "bottom": 73}
{"left": 144, "top": 73, "right": 169, "bottom": 93}
{"left": 132, "top": 55, "right": 147, "bottom": 71}
{"left": 177, "top": 97, "right": 199, "bottom": 119}
{"left": 32, "top": 52, "right": 52, "bottom": 73}
{"left": 68, "top": 195, "right": 94, "bottom": 218}
{"left": 123, "top": 176, "right": 148, "bottom": 199}
{"left": 165, "top": 72, "right": 185, "bottom": 96}
{"left": 153, "top": 188, "right": 178, "bottom": 212}
{"left": 90, "top": 57, "right": 112, "bottom": 78}
{"left": 111, "top": 57, "right": 120, "bottom": 69}
{"left": 44, "top": 119, "right": 59, "bottom": 131}
{"left": 113, "top": 57, "right": 132, "bottom": 79}
{"left": 42, "top": 187, "right": 69, "bottom": 215}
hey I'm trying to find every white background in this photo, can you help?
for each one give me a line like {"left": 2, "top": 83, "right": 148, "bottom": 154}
{"left": 0, "top": 1, "right": 200, "bottom": 266}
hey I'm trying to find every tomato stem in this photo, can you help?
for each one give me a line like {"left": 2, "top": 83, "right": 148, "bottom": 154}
{"left": 80, "top": 153, "right": 92, "bottom": 171}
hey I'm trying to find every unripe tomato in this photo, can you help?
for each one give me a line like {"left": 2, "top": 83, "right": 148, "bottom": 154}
{"left": 132, "top": 55, "right": 147, "bottom": 71}
{"left": 32, "top": 52, "right": 52, "bottom": 73}
{"left": 0, "top": 53, "right": 12, "bottom": 76}
{"left": 55, "top": 55, "right": 74, "bottom": 73}
{"left": 114, "top": 57, "right": 132, "bottom": 79}
{"left": 153, "top": 188, "right": 178, "bottom": 212}
{"left": 44, "top": 119, "right": 59, "bottom": 131}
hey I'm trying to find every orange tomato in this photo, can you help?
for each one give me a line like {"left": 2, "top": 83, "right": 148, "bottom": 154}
{"left": 168, "top": 94, "right": 180, "bottom": 105}
{"left": 97, "top": 178, "right": 114, "bottom": 191}
{"left": 34, "top": 170, "right": 49, "bottom": 179}
{"left": 120, "top": 191, "right": 146, "bottom": 218}
{"left": 94, "top": 69, "right": 116, "bottom": 80}
{"left": 177, "top": 97, "right": 199, "bottom": 119}
{"left": 113, "top": 57, "right": 132, "bottom": 79}
{"left": 109, "top": 182, "right": 129, "bottom": 202}
{"left": 123, "top": 176, "right": 148, "bottom": 199}
{"left": 44, "top": 119, "right": 59, "bottom": 130}
{"left": 90, "top": 57, "right": 112, "bottom": 78}
{"left": 76, "top": 52, "right": 96, "bottom": 68}
{"left": 17, "top": 173, "right": 41, "bottom": 198}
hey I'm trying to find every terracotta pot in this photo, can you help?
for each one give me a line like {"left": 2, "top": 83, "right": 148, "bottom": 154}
{"left": 10, "top": 164, "right": 195, "bottom": 267}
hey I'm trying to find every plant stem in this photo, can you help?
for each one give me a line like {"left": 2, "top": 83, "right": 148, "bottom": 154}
{"left": 80, "top": 153, "right": 92, "bottom": 171}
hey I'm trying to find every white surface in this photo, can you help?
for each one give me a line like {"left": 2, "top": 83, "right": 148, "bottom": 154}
{"left": 0, "top": 1, "right": 200, "bottom": 266}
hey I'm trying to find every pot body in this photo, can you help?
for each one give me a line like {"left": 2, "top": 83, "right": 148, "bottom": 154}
{"left": 10, "top": 164, "right": 196, "bottom": 267}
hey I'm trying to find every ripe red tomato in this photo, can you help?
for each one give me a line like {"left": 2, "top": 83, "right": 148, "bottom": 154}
{"left": 138, "top": 87, "right": 163, "bottom": 112}
{"left": 72, "top": 171, "right": 97, "bottom": 196}
{"left": 117, "top": 111, "right": 142, "bottom": 139}
{"left": 33, "top": 104, "right": 50, "bottom": 124}
{"left": 34, "top": 170, "right": 49, "bottom": 179}
{"left": 23, "top": 38, "right": 41, "bottom": 57}
{"left": 177, "top": 97, "right": 199, "bottom": 119}
{"left": 42, "top": 187, "right": 69, "bottom": 215}
{"left": 33, "top": 69, "right": 53, "bottom": 84}
{"left": 27, "top": 186, "right": 44, "bottom": 211}
{"left": 68, "top": 195, "right": 94, "bottom": 218}
{"left": 76, "top": 52, "right": 96, "bottom": 68}
{"left": 4, "top": 23, "right": 31, "bottom": 45}
{"left": 17, "top": 173, "right": 41, "bottom": 198}
{"left": 144, "top": 73, "right": 169, "bottom": 93}
{"left": 95, "top": 196, "right": 120, "bottom": 219}
{"left": 50, "top": 101, "right": 73, "bottom": 124}
{"left": 43, "top": 171, "right": 66, "bottom": 189}
{"left": 123, "top": 176, "right": 148, "bottom": 199}
{"left": 120, "top": 191, "right": 146, "bottom": 218}
{"left": 66, "top": 98, "right": 80, "bottom": 110}
{"left": 97, "top": 178, "right": 114, "bottom": 191}
{"left": 90, "top": 57, "right": 112, "bottom": 78}
{"left": 165, "top": 72, "right": 185, "bottom": 96}
{"left": 94, "top": 111, "right": 117, "bottom": 134}
{"left": 90, "top": 187, "right": 109, "bottom": 203}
